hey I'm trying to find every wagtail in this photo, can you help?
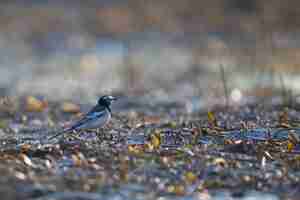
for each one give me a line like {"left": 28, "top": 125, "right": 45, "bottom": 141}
{"left": 48, "top": 95, "right": 117, "bottom": 140}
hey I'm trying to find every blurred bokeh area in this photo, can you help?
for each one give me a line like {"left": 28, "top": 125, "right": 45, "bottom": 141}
{"left": 1, "top": 0, "right": 300, "bottom": 106}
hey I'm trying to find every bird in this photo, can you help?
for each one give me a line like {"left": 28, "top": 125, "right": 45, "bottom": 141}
{"left": 48, "top": 95, "right": 117, "bottom": 140}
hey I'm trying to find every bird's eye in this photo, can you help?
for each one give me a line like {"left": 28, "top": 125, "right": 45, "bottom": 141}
{"left": 101, "top": 95, "right": 116, "bottom": 101}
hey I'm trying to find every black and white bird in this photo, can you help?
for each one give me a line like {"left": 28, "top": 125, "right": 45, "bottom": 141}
{"left": 48, "top": 95, "right": 117, "bottom": 140}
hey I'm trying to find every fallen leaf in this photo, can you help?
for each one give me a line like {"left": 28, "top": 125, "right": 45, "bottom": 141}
{"left": 26, "top": 96, "right": 47, "bottom": 112}
{"left": 15, "top": 171, "right": 26, "bottom": 180}
{"left": 184, "top": 171, "right": 197, "bottom": 184}
{"left": 143, "top": 116, "right": 160, "bottom": 124}
{"left": 128, "top": 145, "right": 143, "bottom": 155}
{"left": 287, "top": 141, "right": 294, "bottom": 152}
{"left": 61, "top": 102, "right": 80, "bottom": 113}
{"left": 19, "top": 153, "right": 34, "bottom": 167}
{"left": 150, "top": 132, "right": 161, "bottom": 149}
{"left": 174, "top": 185, "right": 185, "bottom": 196}
{"left": 212, "top": 157, "right": 226, "bottom": 166}
{"left": 208, "top": 111, "right": 217, "bottom": 127}
{"left": 20, "top": 144, "right": 31, "bottom": 153}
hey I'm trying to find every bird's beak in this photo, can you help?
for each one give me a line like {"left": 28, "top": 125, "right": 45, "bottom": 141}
{"left": 111, "top": 96, "right": 117, "bottom": 101}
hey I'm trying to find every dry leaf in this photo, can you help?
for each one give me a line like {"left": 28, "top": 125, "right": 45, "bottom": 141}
{"left": 19, "top": 153, "right": 34, "bottom": 167}
{"left": 72, "top": 154, "right": 82, "bottom": 166}
{"left": 184, "top": 171, "right": 197, "bottom": 184}
{"left": 20, "top": 144, "right": 31, "bottom": 153}
{"left": 143, "top": 116, "right": 160, "bottom": 125}
{"left": 279, "top": 109, "right": 289, "bottom": 124}
{"left": 208, "top": 111, "right": 217, "bottom": 127}
{"left": 287, "top": 141, "right": 295, "bottom": 152}
{"left": 15, "top": 171, "right": 26, "bottom": 180}
{"left": 128, "top": 145, "right": 143, "bottom": 155}
{"left": 61, "top": 102, "right": 80, "bottom": 113}
{"left": 26, "top": 96, "right": 47, "bottom": 112}
{"left": 212, "top": 157, "right": 226, "bottom": 166}
{"left": 174, "top": 185, "right": 185, "bottom": 196}
{"left": 150, "top": 132, "right": 161, "bottom": 149}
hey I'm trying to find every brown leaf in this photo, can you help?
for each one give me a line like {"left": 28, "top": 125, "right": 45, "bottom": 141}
{"left": 279, "top": 109, "right": 289, "bottom": 125}
{"left": 143, "top": 116, "right": 161, "bottom": 125}
{"left": 20, "top": 144, "right": 31, "bottom": 153}
{"left": 19, "top": 153, "right": 34, "bottom": 167}
{"left": 25, "top": 96, "right": 47, "bottom": 112}
{"left": 61, "top": 102, "right": 80, "bottom": 113}
{"left": 208, "top": 111, "right": 218, "bottom": 128}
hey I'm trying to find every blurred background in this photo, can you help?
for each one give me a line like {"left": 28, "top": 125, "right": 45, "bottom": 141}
{"left": 1, "top": 0, "right": 300, "bottom": 107}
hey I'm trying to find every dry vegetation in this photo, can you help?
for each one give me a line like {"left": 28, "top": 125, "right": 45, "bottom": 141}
{"left": 0, "top": 1, "right": 300, "bottom": 199}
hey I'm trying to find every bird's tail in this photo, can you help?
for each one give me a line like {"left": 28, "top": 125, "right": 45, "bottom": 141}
{"left": 47, "top": 130, "right": 66, "bottom": 140}
{"left": 47, "top": 127, "right": 73, "bottom": 140}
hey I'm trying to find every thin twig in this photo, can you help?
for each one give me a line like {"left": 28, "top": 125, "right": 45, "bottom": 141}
{"left": 220, "top": 64, "right": 229, "bottom": 108}
{"left": 279, "top": 73, "right": 287, "bottom": 105}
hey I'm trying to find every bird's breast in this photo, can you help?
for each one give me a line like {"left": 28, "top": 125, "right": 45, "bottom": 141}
{"left": 81, "top": 110, "right": 111, "bottom": 130}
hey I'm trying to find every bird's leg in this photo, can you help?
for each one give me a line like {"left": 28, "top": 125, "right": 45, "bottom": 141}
{"left": 94, "top": 128, "right": 105, "bottom": 141}
{"left": 73, "top": 129, "right": 98, "bottom": 140}
{"left": 98, "top": 128, "right": 107, "bottom": 139}
{"left": 70, "top": 134, "right": 83, "bottom": 140}
{"left": 67, "top": 130, "right": 82, "bottom": 140}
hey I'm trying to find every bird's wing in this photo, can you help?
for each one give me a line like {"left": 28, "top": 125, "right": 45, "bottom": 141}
{"left": 48, "top": 105, "right": 106, "bottom": 140}
{"left": 68, "top": 106, "right": 106, "bottom": 130}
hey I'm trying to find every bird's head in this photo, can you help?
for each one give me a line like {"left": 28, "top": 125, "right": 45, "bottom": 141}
{"left": 97, "top": 95, "right": 117, "bottom": 107}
